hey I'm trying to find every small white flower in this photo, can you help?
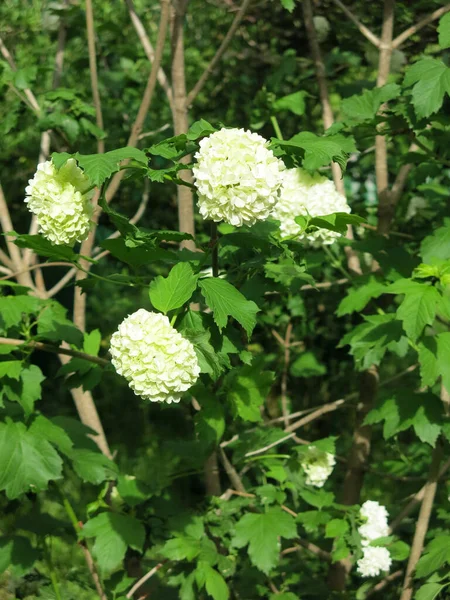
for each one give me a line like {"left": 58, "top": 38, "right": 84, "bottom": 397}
{"left": 25, "top": 159, "right": 94, "bottom": 246}
{"left": 110, "top": 309, "right": 200, "bottom": 404}
{"left": 358, "top": 500, "right": 390, "bottom": 544}
{"left": 357, "top": 546, "right": 392, "bottom": 577}
{"left": 193, "top": 127, "right": 285, "bottom": 227}
{"left": 271, "top": 167, "right": 351, "bottom": 245}
{"left": 300, "top": 445, "right": 336, "bottom": 488}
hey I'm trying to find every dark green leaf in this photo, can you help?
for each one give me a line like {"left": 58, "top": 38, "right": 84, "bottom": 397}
{"left": 149, "top": 263, "right": 198, "bottom": 314}
{"left": 199, "top": 278, "right": 259, "bottom": 336}
{"left": 232, "top": 508, "right": 297, "bottom": 574}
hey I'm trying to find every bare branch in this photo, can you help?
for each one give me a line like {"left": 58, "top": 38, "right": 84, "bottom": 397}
{"left": 79, "top": 543, "right": 108, "bottom": 600}
{"left": 0, "top": 262, "right": 74, "bottom": 282}
{"left": 392, "top": 4, "right": 450, "bottom": 49}
{"left": 0, "top": 36, "right": 41, "bottom": 114}
{"left": 171, "top": 0, "right": 196, "bottom": 247}
{"left": 244, "top": 432, "right": 296, "bottom": 458}
{"left": 0, "top": 336, "right": 109, "bottom": 367}
{"left": 400, "top": 444, "right": 443, "bottom": 600}
{"left": 390, "top": 457, "right": 450, "bottom": 533}
{"left": 125, "top": 0, "right": 173, "bottom": 108}
{"left": 366, "top": 570, "right": 403, "bottom": 597}
{"left": 46, "top": 267, "right": 78, "bottom": 298}
{"left": 330, "top": 0, "right": 381, "bottom": 47}
{"left": 375, "top": 0, "right": 395, "bottom": 235}
{"left": 106, "top": 0, "right": 171, "bottom": 202}
{"left": 126, "top": 562, "right": 165, "bottom": 599}
{"left": 281, "top": 539, "right": 331, "bottom": 562}
{"left": 219, "top": 447, "right": 247, "bottom": 492}
{"left": 285, "top": 398, "right": 346, "bottom": 433}
{"left": 85, "top": 0, "right": 105, "bottom": 153}
{"left": 186, "top": 0, "right": 252, "bottom": 107}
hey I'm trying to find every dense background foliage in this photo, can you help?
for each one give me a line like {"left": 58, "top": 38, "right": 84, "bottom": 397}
{"left": 1, "top": 1, "right": 450, "bottom": 599}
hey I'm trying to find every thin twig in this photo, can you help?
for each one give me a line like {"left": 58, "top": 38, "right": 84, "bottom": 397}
{"left": 244, "top": 432, "right": 296, "bottom": 458}
{"left": 392, "top": 4, "right": 450, "bottom": 49}
{"left": 0, "top": 337, "right": 109, "bottom": 367}
{"left": 85, "top": 0, "right": 105, "bottom": 153}
{"left": 280, "top": 322, "right": 293, "bottom": 427}
{"left": 330, "top": 0, "right": 381, "bottom": 47}
{"left": 0, "top": 261, "right": 74, "bottom": 281}
{"left": 400, "top": 444, "right": 443, "bottom": 600}
{"left": 79, "top": 543, "right": 108, "bottom": 600}
{"left": 186, "top": 0, "right": 252, "bottom": 106}
{"left": 106, "top": 0, "right": 171, "bottom": 202}
{"left": 126, "top": 562, "right": 165, "bottom": 598}
{"left": 125, "top": 0, "right": 173, "bottom": 108}
{"left": 366, "top": 569, "right": 403, "bottom": 597}
{"left": 219, "top": 447, "right": 247, "bottom": 492}
{"left": 390, "top": 457, "right": 450, "bottom": 533}
{"left": 285, "top": 399, "right": 346, "bottom": 433}
{"left": 0, "top": 36, "right": 41, "bottom": 114}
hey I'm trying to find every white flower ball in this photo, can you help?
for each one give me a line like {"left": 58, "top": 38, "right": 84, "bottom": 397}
{"left": 271, "top": 167, "right": 351, "bottom": 245}
{"left": 300, "top": 446, "right": 336, "bottom": 488}
{"left": 193, "top": 127, "right": 285, "bottom": 227}
{"left": 25, "top": 159, "right": 94, "bottom": 246}
{"left": 357, "top": 546, "right": 392, "bottom": 577}
{"left": 358, "top": 501, "right": 390, "bottom": 544}
{"left": 110, "top": 309, "right": 200, "bottom": 404}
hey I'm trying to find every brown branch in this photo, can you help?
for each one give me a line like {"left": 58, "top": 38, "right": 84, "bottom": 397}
{"left": 171, "top": 0, "right": 196, "bottom": 248}
{"left": 276, "top": 322, "right": 293, "bottom": 428}
{"left": 79, "top": 542, "right": 108, "bottom": 600}
{"left": 392, "top": 4, "right": 450, "bottom": 49}
{"left": 0, "top": 36, "right": 41, "bottom": 114}
{"left": 186, "top": 0, "right": 252, "bottom": 107}
{"left": 330, "top": 0, "right": 381, "bottom": 47}
{"left": 125, "top": 0, "right": 173, "bottom": 108}
{"left": 0, "top": 262, "right": 74, "bottom": 281}
{"left": 281, "top": 540, "right": 331, "bottom": 562}
{"left": 85, "top": 0, "right": 105, "bottom": 154}
{"left": 400, "top": 444, "right": 443, "bottom": 600}
{"left": 106, "top": 0, "right": 171, "bottom": 203}
{"left": 327, "top": 366, "right": 379, "bottom": 591}
{"left": 46, "top": 267, "right": 79, "bottom": 298}
{"left": 302, "top": 0, "right": 361, "bottom": 275}
{"left": 126, "top": 562, "right": 165, "bottom": 598}
{"left": 244, "top": 432, "right": 296, "bottom": 457}
{"left": 285, "top": 399, "right": 346, "bottom": 433}
{"left": 219, "top": 447, "right": 246, "bottom": 492}
{"left": 375, "top": 0, "right": 395, "bottom": 236}
{"left": 390, "top": 457, "right": 450, "bottom": 533}
{"left": 366, "top": 569, "right": 403, "bottom": 597}
{"left": 0, "top": 336, "right": 109, "bottom": 367}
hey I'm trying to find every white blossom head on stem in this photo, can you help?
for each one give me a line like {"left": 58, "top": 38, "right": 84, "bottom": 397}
{"left": 271, "top": 167, "right": 351, "bottom": 245}
{"left": 300, "top": 445, "right": 336, "bottom": 488}
{"left": 110, "top": 309, "right": 200, "bottom": 404}
{"left": 25, "top": 158, "right": 94, "bottom": 246}
{"left": 193, "top": 127, "right": 285, "bottom": 227}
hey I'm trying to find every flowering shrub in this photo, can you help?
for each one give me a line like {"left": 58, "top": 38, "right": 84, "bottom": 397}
{"left": 1, "top": 3, "right": 449, "bottom": 600}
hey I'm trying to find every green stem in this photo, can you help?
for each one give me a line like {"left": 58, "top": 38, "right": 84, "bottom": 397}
{"left": 44, "top": 538, "right": 63, "bottom": 600}
{"left": 62, "top": 495, "right": 82, "bottom": 535}
{"left": 270, "top": 115, "right": 284, "bottom": 140}
{"left": 323, "top": 245, "right": 352, "bottom": 280}
{"left": 211, "top": 221, "right": 219, "bottom": 278}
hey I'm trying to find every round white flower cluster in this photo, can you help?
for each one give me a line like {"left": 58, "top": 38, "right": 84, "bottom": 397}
{"left": 358, "top": 500, "right": 390, "bottom": 544}
{"left": 357, "top": 500, "right": 392, "bottom": 578}
{"left": 193, "top": 128, "right": 285, "bottom": 227}
{"left": 25, "top": 159, "right": 94, "bottom": 246}
{"left": 300, "top": 446, "right": 336, "bottom": 488}
{"left": 357, "top": 546, "right": 392, "bottom": 578}
{"left": 110, "top": 309, "right": 200, "bottom": 404}
{"left": 271, "top": 167, "right": 351, "bottom": 245}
